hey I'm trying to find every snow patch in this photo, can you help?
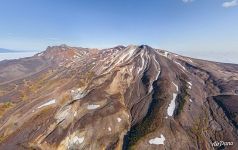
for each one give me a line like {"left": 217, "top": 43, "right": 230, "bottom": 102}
{"left": 73, "top": 55, "right": 80, "bottom": 58}
{"left": 38, "top": 99, "right": 56, "bottom": 109}
{"left": 160, "top": 51, "right": 168, "bottom": 58}
{"left": 87, "top": 104, "right": 100, "bottom": 110}
{"left": 69, "top": 136, "right": 84, "bottom": 145}
{"left": 167, "top": 93, "right": 177, "bottom": 116}
{"left": 167, "top": 82, "right": 178, "bottom": 117}
{"left": 148, "top": 85, "right": 153, "bottom": 93}
{"left": 108, "top": 127, "right": 112, "bottom": 132}
{"left": 117, "top": 117, "right": 122, "bottom": 122}
{"left": 189, "top": 99, "right": 193, "bottom": 102}
{"left": 37, "top": 52, "right": 43, "bottom": 56}
{"left": 149, "top": 134, "right": 165, "bottom": 145}
{"left": 71, "top": 88, "right": 86, "bottom": 100}
{"left": 187, "top": 81, "right": 192, "bottom": 89}
{"left": 129, "top": 66, "right": 134, "bottom": 73}
{"left": 187, "top": 58, "right": 193, "bottom": 63}
{"left": 55, "top": 105, "right": 71, "bottom": 123}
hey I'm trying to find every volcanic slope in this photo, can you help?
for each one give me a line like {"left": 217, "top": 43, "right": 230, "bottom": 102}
{"left": 0, "top": 44, "right": 238, "bottom": 150}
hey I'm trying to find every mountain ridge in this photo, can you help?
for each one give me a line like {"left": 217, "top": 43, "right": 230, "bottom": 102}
{"left": 0, "top": 44, "right": 237, "bottom": 150}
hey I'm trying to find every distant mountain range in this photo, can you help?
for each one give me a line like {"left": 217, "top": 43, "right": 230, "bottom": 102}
{"left": 0, "top": 48, "right": 15, "bottom": 53}
{"left": 0, "top": 48, "right": 33, "bottom": 53}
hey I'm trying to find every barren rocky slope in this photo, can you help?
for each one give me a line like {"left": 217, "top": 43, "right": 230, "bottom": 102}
{"left": 0, "top": 44, "right": 237, "bottom": 150}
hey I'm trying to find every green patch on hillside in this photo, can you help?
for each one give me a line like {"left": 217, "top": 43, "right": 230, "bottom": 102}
{"left": 0, "top": 101, "right": 14, "bottom": 117}
{"left": 175, "top": 77, "right": 190, "bottom": 115}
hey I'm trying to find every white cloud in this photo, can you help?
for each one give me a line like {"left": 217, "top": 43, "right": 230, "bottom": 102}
{"left": 182, "top": 0, "right": 194, "bottom": 3}
{"left": 222, "top": 0, "right": 238, "bottom": 8}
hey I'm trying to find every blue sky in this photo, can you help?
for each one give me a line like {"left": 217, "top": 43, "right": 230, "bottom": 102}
{"left": 0, "top": 0, "right": 238, "bottom": 62}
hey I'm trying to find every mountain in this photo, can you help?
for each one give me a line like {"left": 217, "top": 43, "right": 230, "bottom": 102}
{"left": 0, "top": 48, "right": 32, "bottom": 53}
{"left": 0, "top": 45, "right": 237, "bottom": 150}
{"left": 0, "top": 48, "right": 15, "bottom": 53}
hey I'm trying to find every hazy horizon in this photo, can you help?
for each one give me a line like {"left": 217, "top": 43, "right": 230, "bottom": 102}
{"left": 0, "top": 0, "right": 237, "bottom": 63}
{"left": 0, "top": 44, "right": 237, "bottom": 64}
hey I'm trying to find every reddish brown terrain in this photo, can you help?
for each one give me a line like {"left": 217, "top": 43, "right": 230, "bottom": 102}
{"left": 0, "top": 44, "right": 237, "bottom": 150}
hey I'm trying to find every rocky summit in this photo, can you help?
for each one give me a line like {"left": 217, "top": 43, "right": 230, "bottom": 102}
{"left": 0, "top": 45, "right": 237, "bottom": 150}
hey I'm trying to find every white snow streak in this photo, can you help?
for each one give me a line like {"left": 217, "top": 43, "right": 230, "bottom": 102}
{"left": 117, "top": 117, "right": 122, "bottom": 122}
{"left": 74, "top": 112, "right": 77, "bottom": 117}
{"left": 87, "top": 104, "right": 100, "bottom": 110}
{"left": 187, "top": 58, "right": 193, "bottom": 63}
{"left": 159, "top": 51, "right": 169, "bottom": 58}
{"left": 137, "top": 53, "right": 145, "bottom": 74}
{"left": 187, "top": 81, "right": 192, "bottom": 89}
{"left": 148, "top": 55, "right": 161, "bottom": 94}
{"left": 174, "top": 61, "right": 186, "bottom": 71}
{"left": 70, "top": 136, "right": 84, "bottom": 145}
{"left": 116, "top": 46, "right": 136, "bottom": 65}
{"left": 73, "top": 55, "right": 80, "bottom": 59}
{"left": 167, "top": 93, "right": 177, "bottom": 116}
{"left": 37, "top": 52, "right": 43, "bottom": 56}
{"left": 172, "top": 82, "right": 179, "bottom": 92}
{"left": 164, "top": 52, "right": 168, "bottom": 57}
{"left": 71, "top": 88, "right": 86, "bottom": 100}
{"left": 38, "top": 99, "right": 56, "bottom": 109}
{"left": 167, "top": 82, "right": 178, "bottom": 117}
{"left": 126, "top": 47, "right": 136, "bottom": 59}
{"left": 148, "top": 85, "right": 153, "bottom": 93}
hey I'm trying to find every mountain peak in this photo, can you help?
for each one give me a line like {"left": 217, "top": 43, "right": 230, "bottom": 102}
{"left": 59, "top": 44, "right": 69, "bottom": 47}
